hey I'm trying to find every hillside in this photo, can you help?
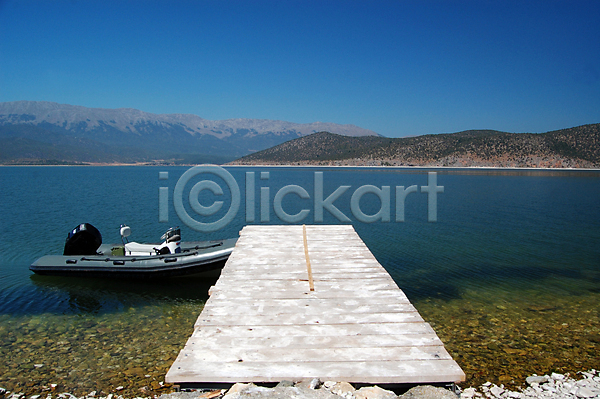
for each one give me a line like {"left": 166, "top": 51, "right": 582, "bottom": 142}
{"left": 231, "top": 124, "right": 600, "bottom": 168}
{"left": 0, "top": 101, "right": 378, "bottom": 164}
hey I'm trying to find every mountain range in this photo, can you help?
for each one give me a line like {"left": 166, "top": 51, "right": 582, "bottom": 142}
{"left": 2, "top": 101, "right": 598, "bottom": 168}
{"left": 0, "top": 101, "right": 378, "bottom": 164}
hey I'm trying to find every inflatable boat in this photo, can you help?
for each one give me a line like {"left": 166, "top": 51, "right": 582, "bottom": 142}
{"left": 30, "top": 223, "right": 237, "bottom": 278}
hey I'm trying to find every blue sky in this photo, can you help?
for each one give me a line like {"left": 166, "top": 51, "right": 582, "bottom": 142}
{"left": 0, "top": 0, "right": 598, "bottom": 137}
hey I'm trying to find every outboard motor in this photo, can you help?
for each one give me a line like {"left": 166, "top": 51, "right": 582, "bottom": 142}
{"left": 64, "top": 223, "right": 102, "bottom": 255}
{"left": 162, "top": 227, "right": 181, "bottom": 243}
{"left": 161, "top": 227, "right": 181, "bottom": 254}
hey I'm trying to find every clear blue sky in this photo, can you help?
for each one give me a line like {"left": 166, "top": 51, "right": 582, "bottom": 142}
{"left": 1, "top": 0, "right": 599, "bottom": 137}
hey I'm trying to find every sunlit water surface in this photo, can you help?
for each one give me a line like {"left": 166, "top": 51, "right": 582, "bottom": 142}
{"left": 0, "top": 166, "right": 598, "bottom": 395}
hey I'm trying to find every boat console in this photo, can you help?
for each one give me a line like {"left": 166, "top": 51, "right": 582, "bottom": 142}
{"left": 121, "top": 225, "right": 181, "bottom": 256}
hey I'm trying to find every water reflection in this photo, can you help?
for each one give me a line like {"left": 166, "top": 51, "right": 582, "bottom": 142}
{"left": 27, "top": 273, "right": 216, "bottom": 315}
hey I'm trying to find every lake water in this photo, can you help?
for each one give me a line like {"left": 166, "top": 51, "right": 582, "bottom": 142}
{"left": 0, "top": 166, "right": 599, "bottom": 395}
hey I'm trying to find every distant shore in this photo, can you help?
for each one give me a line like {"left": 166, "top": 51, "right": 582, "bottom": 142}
{"left": 226, "top": 163, "right": 600, "bottom": 171}
{"left": 2, "top": 162, "right": 600, "bottom": 172}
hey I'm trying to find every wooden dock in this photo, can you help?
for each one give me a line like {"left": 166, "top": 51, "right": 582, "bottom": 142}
{"left": 166, "top": 225, "right": 465, "bottom": 385}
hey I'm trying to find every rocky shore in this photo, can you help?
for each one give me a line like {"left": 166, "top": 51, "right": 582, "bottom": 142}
{"left": 2, "top": 370, "right": 599, "bottom": 399}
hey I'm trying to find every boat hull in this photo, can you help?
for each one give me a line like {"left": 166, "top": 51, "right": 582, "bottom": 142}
{"left": 30, "top": 238, "right": 237, "bottom": 279}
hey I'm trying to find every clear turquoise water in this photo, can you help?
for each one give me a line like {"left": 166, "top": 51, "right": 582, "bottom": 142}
{"left": 0, "top": 166, "right": 599, "bottom": 394}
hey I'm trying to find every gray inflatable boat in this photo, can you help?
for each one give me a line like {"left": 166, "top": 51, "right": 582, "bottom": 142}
{"left": 30, "top": 223, "right": 237, "bottom": 279}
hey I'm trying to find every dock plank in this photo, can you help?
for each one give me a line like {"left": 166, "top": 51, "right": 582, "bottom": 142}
{"left": 166, "top": 225, "right": 465, "bottom": 385}
{"left": 189, "top": 332, "right": 445, "bottom": 349}
{"left": 175, "top": 345, "right": 454, "bottom": 363}
{"left": 190, "top": 322, "right": 438, "bottom": 338}
{"left": 169, "top": 360, "right": 465, "bottom": 384}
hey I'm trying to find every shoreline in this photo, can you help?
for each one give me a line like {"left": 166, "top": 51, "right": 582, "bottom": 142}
{"left": 1, "top": 369, "right": 599, "bottom": 399}
{"left": 1, "top": 163, "right": 600, "bottom": 172}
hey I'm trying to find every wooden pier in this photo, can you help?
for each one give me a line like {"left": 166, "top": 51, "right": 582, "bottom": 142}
{"left": 166, "top": 225, "right": 465, "bottom": 385}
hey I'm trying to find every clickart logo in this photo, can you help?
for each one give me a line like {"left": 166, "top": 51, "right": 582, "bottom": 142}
{"left": 159, "top": 165, "right": 443, "bottom": 232}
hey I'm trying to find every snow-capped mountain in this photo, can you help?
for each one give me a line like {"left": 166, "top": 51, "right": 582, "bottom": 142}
{"left": 0, "top": 101, "right": 379, "bottom": 163}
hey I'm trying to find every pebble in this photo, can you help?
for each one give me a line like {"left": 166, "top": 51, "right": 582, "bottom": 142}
{"left": 576, "top": 387, "right": 596, "bottom": 398}
{"left": 402, "top": 386, "right": 457, "bottom": 399}
{"left": 329, "top": 382, "right": 355, "bottom": 399}
{"left": 355, "top": 386, "right": 397, "bottom": 399}
{"left": 489, "top": 386, "right": 504, "bottom": 397}
{"left": 526, "top": 376, "right": 549, "bottom": 385}
{"left": 459, "top": 369, "right": 600, "bottom": 399}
